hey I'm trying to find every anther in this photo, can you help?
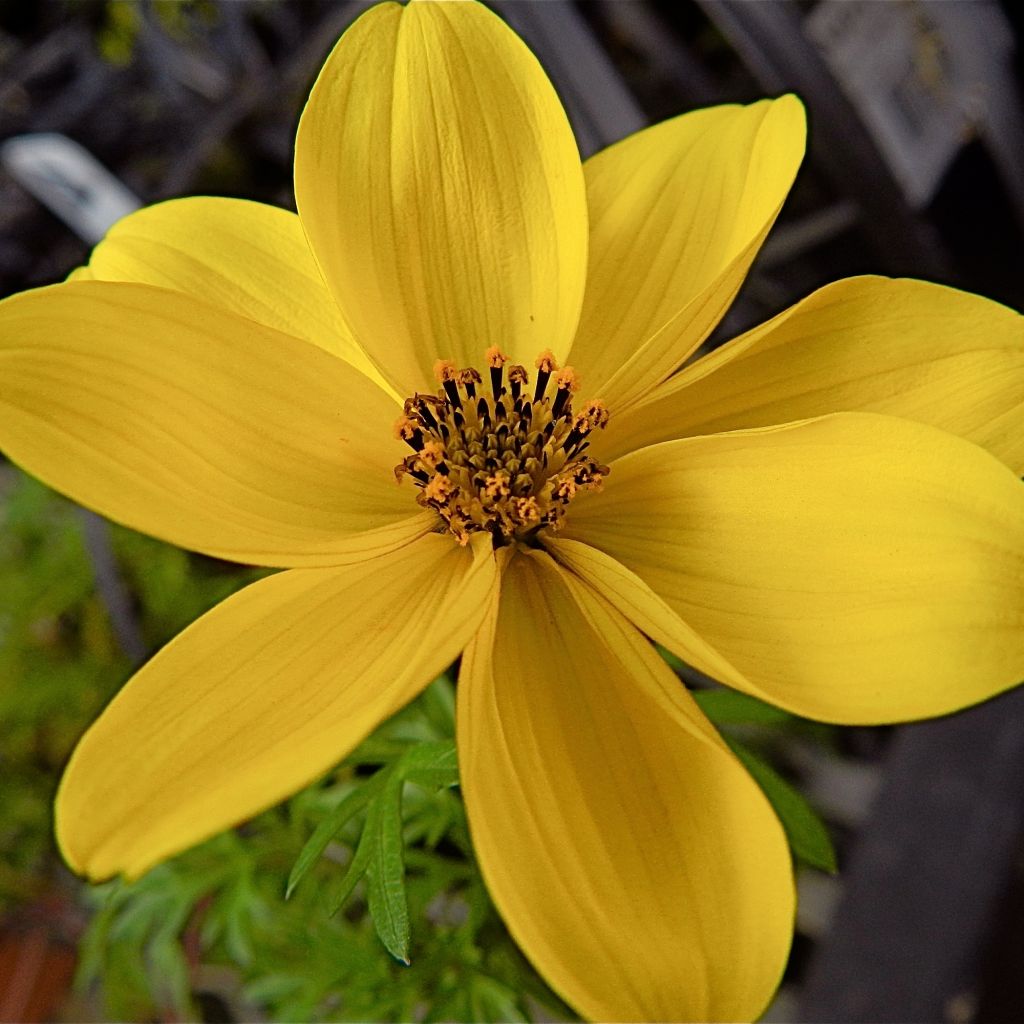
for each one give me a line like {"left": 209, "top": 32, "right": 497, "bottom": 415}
{"left": 393, "top": 415, "right": 424, "bottom": 450}
{"left": 405, "top": 395, "right": 440, "bottom": 432}
{"left": 435, "top": 359, "right": 462, "bottom": 408}
{"left": 562, "top": 428, "right": 585, "bottom": 454}
{"left": 508, "top": 364, "right": 528, "bottom": 402}
{"left": 554, "top": 477, "right": 577, "bottom": 502}
{"left": 512, "top": 496, "right": 541, "bottom": 525}
{"left": 395, "top": 458, "right": 429, "bottom": 485}
{"left": 423, "top": 475, "right": 455, "bottom": 505}
{"left": 458, "top": 367, "right": 482, "bottom": 400}
{"left": 483, "top": 472, "right": 510, "bottom": 500}
{"left": 486, "top": 346, "right": 508, "bottom": 400}
{"left": 573, "top": 399, "right": 610, "bottom": 434}
{"left": 419, "top": 440, "right": 445, "bottom": 470}
{"left": 551, "top": 367, "right": 578, "bottom": 418}
{"left": 434, "top": 359, "right": 458, "bottom": 383}
{"left": 534, "top": 350, "right": 558, "bottom": 402}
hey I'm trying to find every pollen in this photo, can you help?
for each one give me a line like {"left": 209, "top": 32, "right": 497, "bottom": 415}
{"left": 394, "top": 347, "right": 610, "bottom": 546}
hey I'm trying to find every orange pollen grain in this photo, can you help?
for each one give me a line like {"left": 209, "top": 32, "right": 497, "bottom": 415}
{"left": 553, "top": 366, "right": 579, "bottom": 393}
{"left": 485, "top": 345, "right": 508, "bottom": 368}
{"left": 534, "top": 349, "right": 558, "bottom": 373}
{"left": 433, "top": 359, "right": 458, "bottom": 383}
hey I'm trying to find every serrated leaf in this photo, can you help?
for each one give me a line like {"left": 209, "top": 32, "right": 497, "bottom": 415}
{"left": 366, "top": 767, "right": 412, "bottom": 964}
{"left": 726, "top": 739, "right": 837, "bottom": 873}
{"left": 287, "top": 777, "right": 383, "bottom": 898}
{"left": 692, "top": 687, "right": 794, "bottom": 725}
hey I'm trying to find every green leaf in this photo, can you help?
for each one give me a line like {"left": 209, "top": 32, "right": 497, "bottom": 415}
{"left": 656, "top": 644, "right": 688, "bottom": 676}
{"left": 286, "top": 777, "right": 383, "bottom": 898}
{"left": 294, "top": 741, "right": 459, "bottom": 963}
{"left": 401, "top": 739, "right": 459, "bottom": 790}
{"left": 691, "top": 687, "right": 794, "bottom": 725}
{"left": 366, "top": 767, "right": 412, "bottom": 964}
{"left": 470, "top": 975, "right": 529, "bottom": 1023}
{"left": 726, "top": 739, "right": 837, "bottom": 873}
{"left": 418, "top": 673, "right": 457, "bottom": 738}
{"left": 326, "top": 815, "right": 377, "bottom": 917}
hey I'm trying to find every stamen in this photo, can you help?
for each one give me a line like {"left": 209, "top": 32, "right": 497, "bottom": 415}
{"left": 459, "top": 367, "right": 482, "bottom": 400}
{"left": 434, "top": 359, "right": 458, "bottom": 383}
{"left": 423, "top": 474, "right": 454, "bottom": 505}
{"left": 396, "top": 349, "right": 610, "bottom": 547}
{"left": 554, "top": 477, "right": 577, "bottom": 502}
{"left": 535, "top": 350, "right": 558, "bottom": 373}
{"left": 393, "top": 415, "right": 424, "bottom": 450}
{"left": 508, "top": 364, "right": 528, "bottom": 401}
{"left": 404, "top": 395, "right": 440, "bottom": 432}
{"left": 534, "top": 349, "right": 558, "bottom": 402}
{"left": 573, "top": 399, "right": 610, "bottom": 433}
{"left": 485, "top": 346, "right": 508, "bottom": 401}
{"left": 512, "top": 496, "right": 540, "bottom": 525}
{"left": 483, "top": 472, "right": 510, "bottom": 500}
{"left": 551, "top": 367, "right": 579, "bottom": 418}
{"left": 435, "top": 359, "right": 462, "bottom": 408}
{"left": 419, "top": 440, "right": 445, "bottom": 470}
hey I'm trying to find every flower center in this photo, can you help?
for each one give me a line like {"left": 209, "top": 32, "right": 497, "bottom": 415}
{"left": 394, "top": 347, "right": 610, "bottom": 547}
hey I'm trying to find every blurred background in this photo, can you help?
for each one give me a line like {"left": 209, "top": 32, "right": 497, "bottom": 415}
{"left": 2, "top": 1, "right": 1024, "bottom": 1021}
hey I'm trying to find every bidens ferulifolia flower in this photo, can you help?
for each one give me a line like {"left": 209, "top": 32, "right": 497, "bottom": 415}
{"left": 1, "top": 1, "right": 1023, "bottom": 1020}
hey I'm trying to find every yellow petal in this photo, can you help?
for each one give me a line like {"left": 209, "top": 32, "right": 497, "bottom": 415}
{"left": 294, "top": 0, "right": 588, "bottom": 397}
{"left": 86, "top": 197, "right": 391, "bottom": 392}
{"left": 563, "top": 413, "right": 1024, "bottom": 724}
{"left": 568, "top": 97, "right": 805, "bottom": 411}
{"left": 0, "top": 281, "right": 424, "bottom": 567}
{"left": 57, "top": 532, "right": 496, "bottom": 880}
{"left": 459, "top": 548, "right": 793, "bottom": 1022}
{"left": 545, "top": 535, "right": 751, "bottom": 686}
{"left": 605, "top": 276, "right": 1024, "bottom": 469}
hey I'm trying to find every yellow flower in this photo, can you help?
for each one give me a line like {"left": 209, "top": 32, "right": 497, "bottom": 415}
{"left": 1, "top": 1, "right": 1022, "bottom": 1020}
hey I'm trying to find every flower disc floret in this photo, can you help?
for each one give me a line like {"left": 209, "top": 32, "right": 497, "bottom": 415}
{"left": 395, "top": 348, "right": 609, "bottom": 546}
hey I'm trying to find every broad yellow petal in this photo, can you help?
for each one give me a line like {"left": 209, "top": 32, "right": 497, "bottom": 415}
{"left": 0, "top": 281, "right": 423, "bottom": 567}
{"left": 545, "top": 535, "right": 752, "bottom": 686}
{"left": 294, "top": 0, "right": 588, "bottom": 397}
{"left": 568, "top": 97, "right": 805, "bottom": 410}
{"left": 86, "top": 197, "right": 390, "bottom": 391}
{"left": 459, "top": 549, "right": 793, "bottom": 1022}
{"left": 604, "top": 276, "right": 1024, "bottom": 469}
{"left": 57, "top": 533, "right": 496, "bottom": 880}
{"left": 563, "top": 413, "right": 1024, "bottom": 724}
